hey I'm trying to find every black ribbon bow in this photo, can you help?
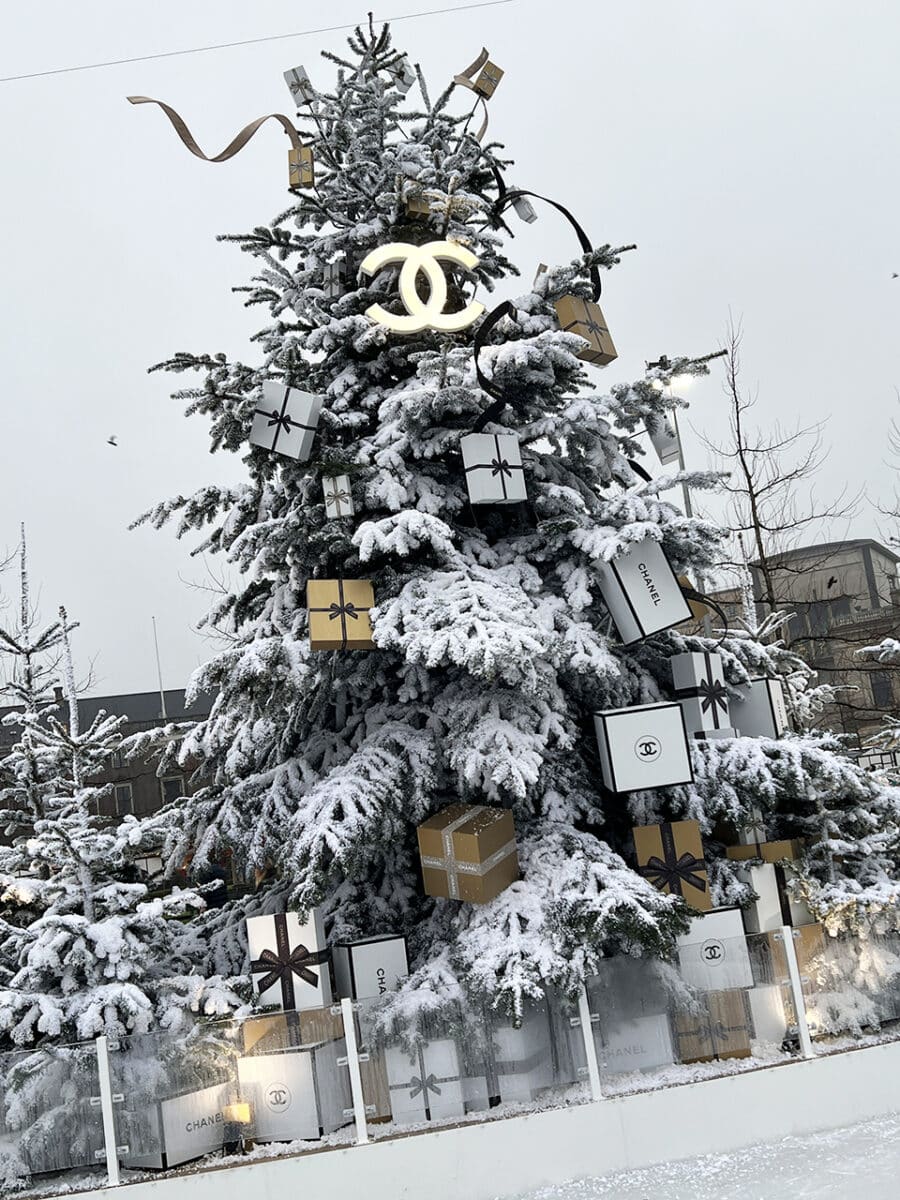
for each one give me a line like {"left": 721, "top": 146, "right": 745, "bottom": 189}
{"left": 409, "top": 1073, "right": 441, "bottom": 1100}
{"left": 329, "top": 602, "right": 359, "bottom": 621}
{"left": 265, "top": 409, "right": 293, "bottom": 434}
{"left": 696, "top": 677, "right": 729, "bottom": 716}
{"left": 639, "top": 852, "right": 707, "bottom": 897}
{"left": 250, "top": 913, "right": 330, "bottom": 1010}
{"left": 491, "top": 458, "right": 512, "bottom": 477}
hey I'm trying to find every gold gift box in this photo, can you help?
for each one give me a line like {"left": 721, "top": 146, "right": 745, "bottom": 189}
{"left": 632, "top": 820, "right": 711, "bottom": 913}
{"left": 405, "top": 194, "right": 430, "bottom": 219}
{"left": 674, "top": 989, "right": 751, "bottom": 1063}
{"left": 554, "top": 295, "right": 617, "bottom": 366}
{"left": 765, "top": 922, "right": 825, "bottom": 978}
{"left": 417, "top": 803, "right": 519, "bottom": 904}
{"left": 307, "top": 579, "right": 375, "bottom": 651}
{"left": 726, "top": 839, "right": 803, "bottom": 863}
{"left": 473, "top": 60, "right": 504, "bottom": 97}
{"left": 289, "top": 145, "right": 315, "bottom": 188}
{"left": 241, "top": 1008, "right": 345, "bottom": 1055}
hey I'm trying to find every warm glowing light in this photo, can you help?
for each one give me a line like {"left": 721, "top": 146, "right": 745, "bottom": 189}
{"left": 360, "top": 240, "right": 485, "bottom": 333}
{"left": 223, "top": 1102, "right": 252, "bottom": 1124}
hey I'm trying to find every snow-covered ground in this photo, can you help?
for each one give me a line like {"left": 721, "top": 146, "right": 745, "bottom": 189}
{"left": 521, "top": 1114, "right": 900, "bottom": 1199}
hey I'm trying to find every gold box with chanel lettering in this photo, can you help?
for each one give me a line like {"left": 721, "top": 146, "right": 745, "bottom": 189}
{"left": 417, "top": 803, "right": 519, "bottom": 903}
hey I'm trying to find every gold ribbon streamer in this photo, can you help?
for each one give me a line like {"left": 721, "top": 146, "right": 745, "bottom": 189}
{"left": 451, "top": 48, "right": 491, "bottom": 142}
{"left": 127, "top": 95, "right": 303, "bottom": 160}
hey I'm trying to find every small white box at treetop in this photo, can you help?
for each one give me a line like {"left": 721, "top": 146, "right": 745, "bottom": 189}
{"left": 332, "top": 933, "right": 409, "bottom": 1001}
{"left": 249, "top": 381, "right": 322, "bottom": 462}
{"left": 593, "top": 701, "right": 693, "bottom": 794}
{"left": 676, "top": 906, "right": 754, "bottom": 992}
{"left": 731, "top": 677, "right": 790, "bottom": 739}
{"left": 595, "top": 536, "right": 691, "bottom": 644}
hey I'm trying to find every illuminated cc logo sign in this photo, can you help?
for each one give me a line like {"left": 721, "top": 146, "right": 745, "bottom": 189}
{"left": 634, "top": 735, "right": 661, "bottom": 762}
{"left": 360, "top": 240, "right": 486, "bottom": 333}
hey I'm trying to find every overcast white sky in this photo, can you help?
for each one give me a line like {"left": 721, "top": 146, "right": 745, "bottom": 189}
{"left": 1, "top": 0, "right": 898, "bottom": 697}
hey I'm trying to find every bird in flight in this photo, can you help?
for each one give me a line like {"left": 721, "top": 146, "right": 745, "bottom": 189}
{"left": 827, "top": 576, "right": 838, "bottom": 589}
{"left": 107, "top": 435, "right": 118, "bottom": 447}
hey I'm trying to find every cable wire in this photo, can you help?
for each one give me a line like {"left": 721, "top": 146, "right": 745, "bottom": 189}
{"left": 0, "top": 0, "right": 516, "bottom": 84}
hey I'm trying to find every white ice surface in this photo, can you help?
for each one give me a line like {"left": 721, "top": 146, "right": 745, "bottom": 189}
{"left": 521, "top": 1113, "right": 900, "bottom": 1199}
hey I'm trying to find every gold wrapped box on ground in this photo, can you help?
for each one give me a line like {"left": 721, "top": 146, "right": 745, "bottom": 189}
{"left": 417, "top": 803, "right": 519, "bottom": 903}
{"left": 307, "top": 579, "right": 375, "bottom": 650}
{"left": 289, "top": 145, "right": 315, "bottom": 188}
{"left": 632, "top": 820, "right": 712, "bottom": 913}
{"left": 673, "top": 989, "right": 752, "bottom": 1063}
{"left": 554, "top": 295, "right": 617, "bottom": 366}
{"left": 240, "top": 1008, "right": 345, "bottom": 1055}
{"left": 726, "top": 839, "right": 803, "bottom": 863}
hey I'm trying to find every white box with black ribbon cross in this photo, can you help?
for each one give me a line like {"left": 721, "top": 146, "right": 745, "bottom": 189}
{"left": 738, "top": 862, "right": 813, "bottom": 934}
{"left": 384, "top": 1038, "right": 466, "bottom": 1124}
{"left": 675, "top": 906, "right": 754, "bottom": 992}
{"left": 246, "top": 909, "right": 332, "bottom": 1012}
{"left": 332, "top": 934, "right": 409, "bottom": 1001}
{"left": 593, "top": 701, "right": 694, "bottom": 794}
{"left": 249, "top": 381, "right": 322, "bottom": 462}
{"left": 322, "top": 474, "right": 355, "bottom": 519}
{"left": 284, "top": 64, "right": 315, "bottom": 104}
{"left": 459, "top": 432, "right": 527, "bottom": 505}
{"left": 671, "top": 650, "right": 734, "bottom": 738}
{"left": 595, "top": 536, "right": 691, "bottom": 644}
{"left": 731, "top": 677, "right": 790, "bottom": 739}
{"left": 237, "top": 1044, "right": 352, "bottom": 1141}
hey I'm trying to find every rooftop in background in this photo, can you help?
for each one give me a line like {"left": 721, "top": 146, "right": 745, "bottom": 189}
{"left": 758, "top": 538, "right": 900, "bottom": 566}
{"left": 73, "top": 688, "right": 210, "bottom": 727}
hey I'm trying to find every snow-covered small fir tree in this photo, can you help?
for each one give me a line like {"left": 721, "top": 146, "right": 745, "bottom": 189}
{"left": 0, "top": 533, "right": 238, "bottom": 1049}
{"left": 130, "top": 21, "right": 900, "bottom": 1021}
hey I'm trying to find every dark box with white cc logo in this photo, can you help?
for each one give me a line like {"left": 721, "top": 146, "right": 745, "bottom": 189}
{"left": 593, "top": 702, "right": 693, "bottom": 794}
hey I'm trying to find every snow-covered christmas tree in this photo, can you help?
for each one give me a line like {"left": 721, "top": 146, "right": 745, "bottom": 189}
{"left": 0, "top": 533, "right": 237, "bottom": 1050}
{"left": 130, "top": 20, "right": 900, "bottom": 1022}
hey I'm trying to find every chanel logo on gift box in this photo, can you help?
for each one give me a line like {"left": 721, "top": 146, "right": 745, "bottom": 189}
{"left": 265, "top": 1084, "right": 292, "bottom": 1112}
{"left": 701, "top": 939, "right": 725, "bottom": 963}
{"left": 634, "top": 735, "right": 662, "bottom": 761}
{"left": 377, "top": 966, "right": 387, "bottom": 995}
{"left": 637, "top": 562, "right": 662, "bottom": 606}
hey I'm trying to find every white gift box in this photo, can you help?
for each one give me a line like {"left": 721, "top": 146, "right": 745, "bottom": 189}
{"left": 384, "top": 1039, "right": 465, "bottom": 1124}
{"left": 671, "top": 650, "right": 733, "bottom": 737}
{"left": 389, "top": 55, "right": 417, "bottom": 93}
{"left": 512, "top": 195, "right": 537, "bottom": 223}
{"left": 731, "top": 677, "right": 790, "bottom": 739}
{"left": 739, "top": 862, "right": 813, "bottom": 934}
{"left": 332, "top": 934, "right": 409, "bottom": 1001}
{"left": 323, "top": 260, "right": 346, "bottom": 299}
{"left": 237, "top": 1044, "right": 351, "bottom": 1141}
{"left": 593, "top": 702, "right": 693, "bottom": 794}
{"left": 284, "top": 64, "right": 315, "bottom": 104}
{"left": 460, "top": 432, "right": 527, "bottom": 505}
{"left": 247, "top": 910, "right": 332, "bottom": 1012}
{"left": 676, "top": 907, "right": 754, "bottom": 991}
{"left": 597, "top": 1013, "right": 675, "bottom": 1075}
{"left": 491, "top": 1008, "right": 553, "bottom": 1102}
{"left": 121, "top": 1082, "right": 232, "bottom": 1170}
{"left": 250, "top": 381, "right": 322, "bottom": 462}
{"left": 649, "top": 413, "right": 681, "bottom": 465}
{"left": 322, "top": 474, "right": 355, "bottom": 519}
{"left": 596, "top": 536, "right": 691, "bottom": 644}
{"left": 748, "top": 983, "right": 790, "bottom": 1048}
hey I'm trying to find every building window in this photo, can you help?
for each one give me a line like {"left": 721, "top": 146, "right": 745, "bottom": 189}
{"left": 871, "top": 672, "right": 894, "bottom": 710}
{"left": 113, "top": 784, "right": 133, "bottom": 815}
{"left": 109, "top": 749, "right": 126, "bottom": 770}
{"left": 160, "top": 777, "right": 184, "bottom": 806}
{"left": 135, "top": 855, "right": 163, "bottom": 879}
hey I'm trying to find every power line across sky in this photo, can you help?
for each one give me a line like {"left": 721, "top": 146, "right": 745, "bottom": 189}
{"left": 0, "top": 0, "right": 515, "bottom": 83}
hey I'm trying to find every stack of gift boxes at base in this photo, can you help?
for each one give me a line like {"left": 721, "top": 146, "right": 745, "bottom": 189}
{"left": 591, "top": 618, "right": 821, "bottom": 1068}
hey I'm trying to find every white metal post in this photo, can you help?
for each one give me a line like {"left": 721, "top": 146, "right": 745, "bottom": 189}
{"left": 339, "top": 998, "right": 370, "bottom": 1145}
{"left": 780, "top": 925, "right": 815, "bottom": 1059}
{"left": 576, "top": 986, "right": 603, "bottom": 1101}
{"left": 94, "top": 1035, "right": 121, "bottom": 1187}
